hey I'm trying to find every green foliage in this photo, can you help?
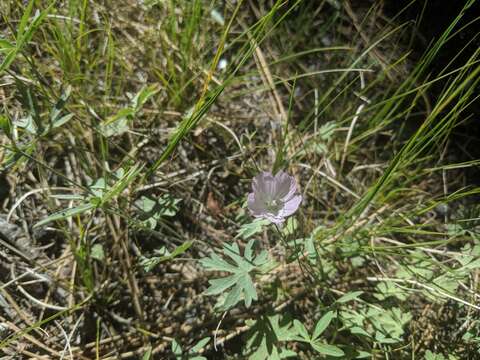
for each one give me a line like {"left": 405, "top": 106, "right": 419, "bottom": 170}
{"left": 135, "top": 194, "right": 181, "bottom": 229}
{"left": 46, "top": 85, "right": 74, "bottom": 134}
{"left": 90, "top": 244, "right": 105, "bottom": 261}
{"left": 200, "top": 239, "right": 274, "bottom": 310}
{"left": 0, "top": 115, "right": 13, "bottom": 140}
{"left": 236, "top": 218, "right": 270, "bottom": 240}
{"left": 171, "top": 337, "right": 210, "bottom": 360}
{"left": 281, "top": 218, "right": 298, "bottom": 237}
{"left": 0, "top": 82, "right": 75, "bottom": 171}
{"left": 243, "top": 311, "right": 344, "bottom": 359}
{"left": 336, "top": 291, "right": 364, "bottom": 304}
{"left": 340, "top": 305, "right": 412, "bottom": 346}
{"left": 33, "top": 202, "right": 95, "bottom": 229}
{"left": 298, "top": 121, "right": 337, "bottom": 156}
{"left": 0, "top": 1, "right": 51, "bottom": 73}
{"left": 424, "top": 351, "right": 460, "bottom": 360}
{"left": 99, "top": 85, "right": 159, "bottom": 137}
{"left": 75, "top": 243, "right": 95, "bottom": 292}
{"left": 140, "top": 241, "right": 192, "bottom": 272}
{"left": 142, "top": 346, "right": 152, "bottom": 360}
{"left": 293, "top": 312, "right": 344, "bottom": 357}
{"left": 34, "top": 165, "right": 142, "bottom": 228}
{"left": 243, "top": 314, "right": 298, "bottom": 360}
{"left": 374, "top": 282, "right": 408, "bottom": 301}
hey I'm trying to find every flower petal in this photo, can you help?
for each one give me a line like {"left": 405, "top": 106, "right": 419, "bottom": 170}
{"left": 280, "top": 194, "right": 302, "bottom": 217}
{"left": 247, "top": 192, "right": 266, "bottom": 215}
{"left": 264, "top": 213, "right": 285, "bottom": 224}
{"left": 274, "top": 171, "right": 296, "bottom": 200}
{"left": 253, "top": 171, "right": 274, "bottom": 195}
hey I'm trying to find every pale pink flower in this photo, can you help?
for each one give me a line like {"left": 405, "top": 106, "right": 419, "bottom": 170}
{"left": 247, "top": 171, "right": 302, "bottom": 224}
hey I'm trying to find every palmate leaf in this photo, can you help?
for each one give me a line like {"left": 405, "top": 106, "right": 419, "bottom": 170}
{"left": 236, "top": 218, "right": 270, "bottom": 240}
{"left": 200, "top": 252, "right": 238, "bottom": 273}
{"left": 223, "top": 241, "right": 255, "bottom": 271}
{"left": 244, "top": 314, "right": 298, "bottom": 360}
{"left": 200, "top": 239, "right": 269, "bottom": 310}
{"left": 204, "top": 275, "right": 240, "bottom": 296}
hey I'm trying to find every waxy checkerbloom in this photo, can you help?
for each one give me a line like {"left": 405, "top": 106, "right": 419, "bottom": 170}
{"left": 247, "top": 171, "right": 302, "bottom": 224}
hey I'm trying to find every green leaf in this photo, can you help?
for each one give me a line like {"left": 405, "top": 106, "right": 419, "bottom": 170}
{"left": 99, "top": 108, "right": 134, "bottom": 137}
{"left": 1, "top": 2, "right": 51, "bottom": 74}
{"left": 89, "top": 177, "right": 108, "bottom": 197}
{"left": 140, "top": 242, "right": 192, "bottom": 272}
{"left": 244, "top": 314, "right": 298, "bottom": 360}
{"left": 171, "top": 339, "right": 182, "bottom": 356}
{"left": 312, "top": 311, "right": 335, "bottom": 341}
{"left": 425, "top": 351, "right": 446, "bottom": 360}
{"left": 91, "top": 244, "right": 105, "bottom": 261}
{"left": 355, "top": 350, "right": 372, "bottom": 358}
{"left": 210, "top": 9, "right": 225, "bottom": 25}
{"left": 15, "top": 114, "right": 37, "bottom": 135}
{"left": 0, "top": 39, "right": 14, "bottom": 51}
{"left": 154, "top": 194, "right": 181, "bottom": 217}
{"left": 168, "top": 241, "right": 192, "bottom": 259}
{"left": 75, "top": 243, "right": 95, "bottom": 292}
{"left": 190, "top": 337, "right": 210, "bottom": 354}
{"left": 141, "top": 346, "right": 152, "bottom": 360}
{"left": 205, "top": 275, "right": 240, "bottom": 295}
{"left": 131, "top": 84, "right": 159, "bottom": 111}
{"left": 0, "top": 50, "right": 18, "bottom": 74}
{"left": 99, "top": 85, "right": 158, "bottom": 137}
{"left": 52, "top": 113, "right": 74, "bottom": 129}
{"left": 48, "top": 85, "right": 72, "bottom": 131}
{"left": 18, "top": 1, "right": 35, "bottom": 38}
{"left": 350, "top": 326, "right": 370, "bottom": 337}
{"left": 238, "top": 272, "right": 257, "bottom": 307}
{"left": 310, "top": 342, "right": 344, "bottom": 357}
{"left": 236, "top": 218, "right": 270, "bottom": 239}
{"left": 374, "top": 281, "right": 408, "bottom": 301}
{"left": 281, "top": 218, "right": 297, "bottom": 236}
{"left": 223, "top": 242, "right": 253, "bottom": 271}
{"left": 102, "top": 164, "right": 143, "bottom": 204}
{"left": 293, "top": 320, "right": 309, "bottom": 341}
{"left": 224, "top": 282, "right": 242, "bottom": 309}
{"left": 136, "top": 196, "right": 156, "bottom": 213}
{"left": 50, "top": 194, "right": 85, "bottom": 201}
{"left": 199, "top": 252, "right": 238, "bottom": 273}
{"left": 244, "top": 239, "right": 255, "bottom": 262}
{"left": 34, "top": 202, "right": 95, "bottom": 228}
{"left": 253, "top": 250, "right": 269, "bottom": 267}
{"left": 18, "top": 1, "right": 35, "bottom": 37}
{"left": 200, "top": 241, "right": 269, "bottom": 310}
{"left": 0, "top": 115, "right": 13, "bottom": 139}
{"left": 318, "top": 121, "right": 337, "bottom": 140}
{"left": 336, "top": 291, "right": 363, "bottom": 303}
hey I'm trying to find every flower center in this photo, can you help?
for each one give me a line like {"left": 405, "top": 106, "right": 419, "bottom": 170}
{"left": 265, "top": 199, "right": 282, "bottom": 213}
